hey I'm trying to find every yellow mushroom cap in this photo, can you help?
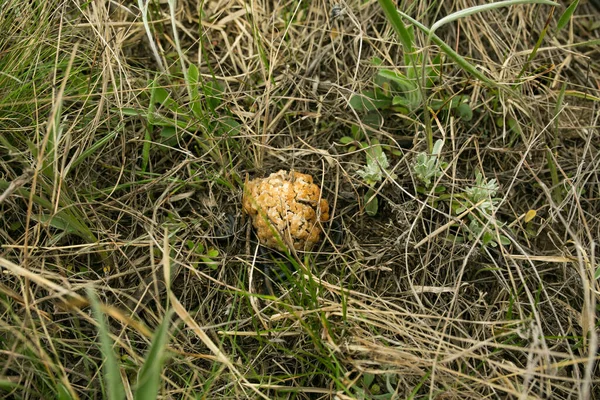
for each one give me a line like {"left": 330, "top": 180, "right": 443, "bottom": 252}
{"left": 242, "top": 170, "right": 330, "bottom": 251}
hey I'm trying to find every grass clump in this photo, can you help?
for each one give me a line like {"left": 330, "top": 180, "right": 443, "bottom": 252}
{"left": 1, "top": 0, "right": 600, "bottom": 399}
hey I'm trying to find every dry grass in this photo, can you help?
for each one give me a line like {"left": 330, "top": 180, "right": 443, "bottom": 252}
{"left": 1, "top": 0, "right": 599, "bottom": 399}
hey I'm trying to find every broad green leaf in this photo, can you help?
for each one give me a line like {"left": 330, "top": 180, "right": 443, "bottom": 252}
{"left": 32, "top": 213, "right": 78, "bottom": 235}
{"left": 87, "top": 288, "right": 125, "bottom": 400}
{"left": 362, "top": 112, "right": 383, "bottom": 129}
{"left": 218, "top": 117, "right": 241, "bottom": 136}
{"left": 0, "top": 379, "right": 23, "bottom": 392}
{"left": 57, "top": 383, "right": 75, "bottom": 400}
{"left": 120, "top": 108, "right": 144, "bottom": 117}
{"left": 392, "top": 95, "right": 411, "bottom": 107}
{"left": 364, "top": 189, "right": 379, "bottom": 216}
{"left": 187, "top": 64, "right": 202, "bottom": 119}
{"left": 457, "top": 102, "right": 473, "bottom": 121}
{"left": 482, "top": 231, "right": 494, "bottom": 246}
{"left": 159, "top": 126, "right": 178, "bottom": 146}
{"left": 432, "top": 139, "right": 444, "bottom": 156}
{"left": 349, "top": 90, "right": 392, "bottom": 111}
{"left": 363, "top": 372, "right": 375, "bottom": 387}
{"left": 201, "top": 256, "right": 219, "bottom": 270}
{"left": 187, "top": 63, "right": 199, "bottom": 85}
{"left": 151, "top": 86, "right": 171, "bottom": 106}
{"left": 377, "top": 69, "right": 415, "bottom": 92}
{"left": 351, "top": 124, "right": 362, "bottom": 140}
{"left": 150, "top": 80, "right": 182, "bottom": 114}
{"left": 556, "top": 1, "right": 579, "bottom": 33}
{"left": 371, "top": 56, "right": 384, "bottom": 66}
{"left": 507, "top": 117, "right": 523, "bottom": 137}
{"left": 32, "top": 210, "right": 96, "bottom": 244}
{"left": 206, "top": 248, "right": 219, "bottom": 258}
{"left": 204, "top": 81, "right": 223, "bottom": 112}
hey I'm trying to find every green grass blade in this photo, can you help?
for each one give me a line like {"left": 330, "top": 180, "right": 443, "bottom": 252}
{"left": 141, "top": 127, "right": 151, "bottom": 173}
{"left": 87, "top": 288, "right": 125, "bottom": 400}
{"left": 376, "top": 0, "right": 415, "bottom": 55}
{"left": 0, "top": 378, "right": 24, "bottom": 393}
{"left": 556, "top": 0, "right": 579, "bottom": 32}
{"left": 430, "top": 0, "right": 559, "bottom": 35}
{"left": 517, "top": 6, "right": 555, "bottom": 78}
{"left": 137, "top": 0, "right": 165, "bottom": 72}
{"left": 57, "top": 383, "right": 76, "bottom": 400}
{"left": 187, "top": 64, "right": 203, "bottom": 118}
{"left": 397, "top": 11, "right": 496, "bottom": 86}
{"left": 133, "top": 309, "right": 174, "bottom": 400}
{"left": 69, "top": 130, "right": 119, "bottom": 172}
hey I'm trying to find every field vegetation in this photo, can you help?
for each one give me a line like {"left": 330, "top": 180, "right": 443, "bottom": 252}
{"left": 1, "top": 0, "right": 599, "bottom": 398}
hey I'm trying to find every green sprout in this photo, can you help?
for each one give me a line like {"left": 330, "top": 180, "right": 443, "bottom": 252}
{"left": 357, "top": 140, "right": 396, "bottom": 216}
{"left": 458, "top": 170, "right": 500, "bottom": 214}
{"left": 413, "top": 142, "right": 510, "bottom": 248}
{"left": 413, "top": 139, "right": 445, "bottom": 188}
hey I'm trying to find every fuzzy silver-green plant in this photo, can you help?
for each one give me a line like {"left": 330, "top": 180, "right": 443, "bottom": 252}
{"left": 462, "top": 170, "right": 499, "bottom": 214}
{"left": 413, "top": 139, "right": 444, "bottom": 187}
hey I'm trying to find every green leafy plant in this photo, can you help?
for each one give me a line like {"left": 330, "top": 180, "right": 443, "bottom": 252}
{"left": 350, "top": 372, "right": 399, "bottom": 400}
{"left": 413, "top": 139, "right": 445, "bottom": 189}
{"left": 458, "top": 171, "right": 510, "bottom": 247}
{"left": 378, "top": 0, "right": 559, "bottom": 85}
{"left": 466, "top": 218, "right": 511, "bottom": 248}
{"left": 349, "top": 55, "right": 473, "bottom": 122}
{"left": 374, "top": 0, "right": 558, "bottom": 151}
{"left": 413, "top": 144, "right": 510, "bottom": 248}
{"left": 186, "top": 240, "right": 220, "bottom": 270}
{"left": 457, "top": 171, "right": 500, "bottom": 214}
{"left": 455, "top": 171, "right": 510, "bottom": 247}
{"left": 87, "top": 288, "right": 173, "bottom": 400}
{"left": 357, "top": 140, "right": 397, "bottom": 216}
{"left": 339, "top": 124, "right": 402, "bottom": 156}
{"left": 123, "top": 65, "right": 242, "bottom": 171}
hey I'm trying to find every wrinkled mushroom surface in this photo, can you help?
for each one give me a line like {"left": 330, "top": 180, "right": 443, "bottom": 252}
{"left": 242, "top": 170, "right": 329, "bottom": 251}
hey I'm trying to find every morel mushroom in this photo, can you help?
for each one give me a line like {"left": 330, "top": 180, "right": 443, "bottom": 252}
{"left": 242, "top": 170, "right": 330, "bottom": 251}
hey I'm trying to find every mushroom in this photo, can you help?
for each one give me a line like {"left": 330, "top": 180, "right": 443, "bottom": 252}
{"left": 242, "top": 170, "right": 330, "bottom": 251}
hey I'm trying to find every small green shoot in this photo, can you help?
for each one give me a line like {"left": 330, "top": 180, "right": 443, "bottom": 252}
{"left": 413, "top": 144, "right": 510, "bottom": 248}
{"left": 134, "top": 309, "right": 174, "bottom": 400}
{"left": 459, "top": 170, "right": 500, "bottom": 214}
{"left": 459, "top": 171, "right": 510, "bottom": 247}
{"left": 357, "top": 140, "right": 396, "bottom": 216}
{"left": 88, "top": 288, "right": 174, "bottom": 400}
{"left": 357, "top": 142, "right": 392, "bottom": 186}
{"left": 186, "top": 240, "right": 220, "bottom": 270}
{"left": 349, "top": 55, "right": 472, "bottom": 124}
{"left": 87, "top": 288, "right": 126, "bottom": 400}
{"left": 413, "top": 139, "right": 445, "bottom": 188}
{"left": 350, "top": 372, "right": 399, "bottom": 400}
{"left": 556, "top": 1, "right": 579, "bottom": 33}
